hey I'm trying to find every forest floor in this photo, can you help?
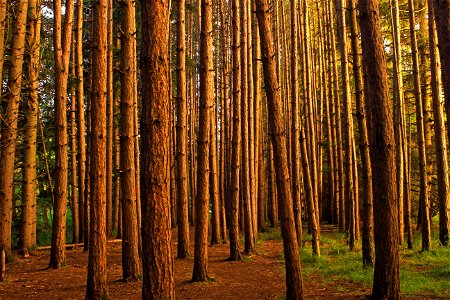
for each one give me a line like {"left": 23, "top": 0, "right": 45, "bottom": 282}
{"left": 0, "top": 226, "right": 448, "bottom": 299}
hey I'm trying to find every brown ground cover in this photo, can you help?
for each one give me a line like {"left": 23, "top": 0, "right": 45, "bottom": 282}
{"left": 1, "top": 228, "right": 373, "bottom": 300}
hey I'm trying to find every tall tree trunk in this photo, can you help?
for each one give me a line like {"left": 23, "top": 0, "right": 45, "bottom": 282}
{"left": 86, "top": 0, "right": 108, "bottom": 296}
{"left": 20, "top": 0, "right": 41, "bottom": 251}
{"left": 433, "top": 2, "right": 450, "bottom": 228}
{"left": 192, "top": 0, "right": 213, "bottom": 281}
{"left": 140, "top": 0, "right": 174, "bottom": 297}
{"left": 70, "top": 46, "right": 79, "bottom": 244}
{"left": 210, "top": 104, "right": 221, "bottom": 245}
{"left": 175, "top": 0, "right": 190, "bottom": 258}
{"left": 229, "top": 0, "right": 243, "bottom": 261}
{"left": 348, "top": 0, "right": 374, "bottom": 265}
{"left": 408, "top": 0, "right": 431, "bottom": 251}
{"left": 106, "top": 0, "right": 114, "bottom": 238}
{"left": 0, "top": 0, "right": 28, "bottom": 260}
{"left": 0, "top": 0, "right": 7, "bottom": 81}
{"left": 390, "top": 0, "right": 411, "bottom": 249}
{"left": 119, "top": 0, "right": 141, "bottom": 281}
{"left": 50, "top": 0, "right": 74, "bottom": 269}
{"left": 290, "top": 0, "right": 302, "bottom": 246}
{"left": 328, "top": 1, "right": 345, "bottom": 230}
{"left": 240, "top": 0, "right": 254, "bottom": 255}
{"left": 358, "top": 0, "right": 400, "bottom": 298}
{"left": 428, "top": 0, "right": 450, "bottom": 246}
{"left": 256, "top": 0, "right": 304, "bottom": 298}
{"left": 334, "top": 0, "right": 356, "bottom": 250}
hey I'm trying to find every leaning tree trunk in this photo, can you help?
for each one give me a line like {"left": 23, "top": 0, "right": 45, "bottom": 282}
{"left": 140, "top": 0, "right": 174, "bottom": 297}
{"left": 255, "top": 0, "right": 304, "bottom": 298}
{"left": 358, "top": 0, "right": 400, "bottom": 298}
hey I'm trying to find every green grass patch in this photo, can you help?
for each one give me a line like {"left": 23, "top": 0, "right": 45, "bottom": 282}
{"left": 268, "top": 227, "right": 450, "bottom": 297}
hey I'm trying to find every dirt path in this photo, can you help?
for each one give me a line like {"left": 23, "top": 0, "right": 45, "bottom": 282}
{"left": 0, "top": 229, "right": 370, "bottom": 299}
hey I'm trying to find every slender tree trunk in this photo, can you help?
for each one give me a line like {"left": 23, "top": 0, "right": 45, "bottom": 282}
{"left": 428, "top": 0, "right": 450, "bottom": 246}
{"left": 70, "top": 46, "right": 79, "bottom": 244}
{"left": 175, "top": 0, "right": 190, "bottom": 258}
{"left": 358, "top": 0, "right": 400, "bottom": 298}
{"left": 240, "top": 0, "right": 254, "bottom": 255}
{"left": 0, "top": 0, "right": 7, "bottom": 81}
{"left": 119, "top": 0, "right": 141, "bottom": 281}
{"left": 50, "top": 0, "right": 74, "bottom": 269}
{"left": 348, "top": 0, "right": 374, "bottom": 265}
{"left": 210, "top": 104, "right": 221, "bottom": 245}
{"left": 229, "top": 0, "right": 242, "bottom": 261}
{"left": 105, "top": 0, "right": 114, "bottom": 238}
{"left": 334, "top": 0, "right": 356, "bottom": 250}
{"left": 408, "top": 0, "right": 431, "bottom": 251}
{"left": 390, "top": 0, "right": 411, "bottom": 249}
{"left": 20, "top": 0, "right": 41, "bottom": 251}
{"left": 256, "top": 0, "right": 304, "bottom": 297}
{"left": 140, "top": 0, "right": 174, "bottom": 297}
{"left": 290, "top": 0, "right": 302, "bottom": 246}
{"left": 192, "top": 0, "right": 213, "bottom": 281}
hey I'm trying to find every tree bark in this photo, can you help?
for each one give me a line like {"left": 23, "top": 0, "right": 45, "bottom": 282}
{"left": 348, "top": 0, "right": 374, "bottom": 265}
{"left": 140, "top": 0, "right": 174, "bottom": 297}
{"left": 20, "top": 0, "right": 41, "bottom": 250}
{"left": 49, "top": 0, "right": 74, "bottom": 268}
{"left": 86, "top": 0, "right": 108, "bottom": 296}
{"left": 0, "top": 0, "right": 28, "bottom": 261}
{"left": 192, "top": 0, "right": 213, "bottom": 281}
{"left": 175, "top": 0, "right": 190, "bottom": 258}
{"left": 256, "top": 0, "right": 304, "bottom": 297}
{"left": 119, "top": 0, "right": 141, "bottom": 281}
{"left": 428, "top": 0, "right": 450, "bottom": 246}
{"left": 408, "top": 0, "right": 431, "bottom": 251}
{"left": 358, "top": 0, "right": 400, "bottom": 298}
{"left": 229, "top": 0, "right": 242, "bottom": 261}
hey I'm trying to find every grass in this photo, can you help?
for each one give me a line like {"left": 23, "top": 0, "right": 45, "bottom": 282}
{"left": 264, "top": 227, "right": 450, "bottom": 297}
